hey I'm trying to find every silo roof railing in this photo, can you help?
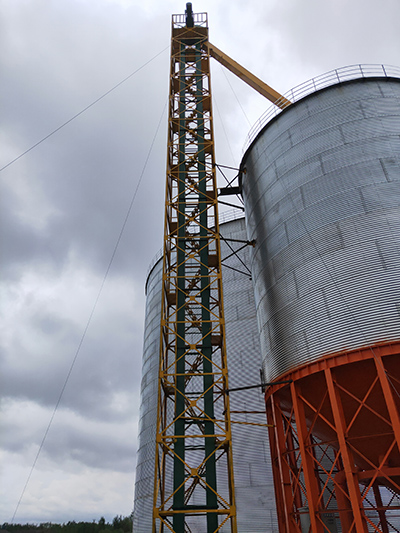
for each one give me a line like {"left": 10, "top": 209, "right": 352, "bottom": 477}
{"left": 218, "top": 208, "right": 245, "bottom": 225}
{"left": 243, "top": 63, "right": 400, "bottom": 153}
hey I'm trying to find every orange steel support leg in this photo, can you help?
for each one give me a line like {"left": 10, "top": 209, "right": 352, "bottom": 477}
{"left": 375, "top": 356, "right": 400, "bottom": 448}
{"left": 267, "top": 397, "right": 296, "bottom": 532}
{"left": 265, "top": 342, "right": 400, "bottom": 533}
{"left": 286, "top": 422, "right": 303, "bottom": 517}
{"left": 372, "top": 483, "right": 390, "bottom": 533}
{"left": 324, "top": 368, "right": 369, "bottom": 532}
{"left": 334, "top": 470, "right": 355, "bottom": 532}
{"left": 291, "top": 382, "right": 325, "bottom": 533}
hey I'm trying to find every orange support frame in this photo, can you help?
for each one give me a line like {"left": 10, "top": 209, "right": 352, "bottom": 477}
{"left": 265, "top": 341, "right": 400, "bottom": 532}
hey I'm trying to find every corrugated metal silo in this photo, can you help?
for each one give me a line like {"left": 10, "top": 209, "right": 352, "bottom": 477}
{"left": 133, "top": 215, "right": 278, "bottom": 532}
{"left": 241, "top": 68, "right": 400, "bottom": 532}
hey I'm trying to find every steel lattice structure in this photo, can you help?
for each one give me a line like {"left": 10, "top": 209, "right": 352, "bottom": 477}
{"left": 152, "top": 8, "right": 237, "bottom": 533}
{"left": 266, "top": 344, "right": 400, "bottom": 532}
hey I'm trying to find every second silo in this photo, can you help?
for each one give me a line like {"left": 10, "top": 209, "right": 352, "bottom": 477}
{"left": 133, "top": 215, "right": 278, "bottom": 532}
{"left": 241, "top": 67, "right": 400, "bottom": 532}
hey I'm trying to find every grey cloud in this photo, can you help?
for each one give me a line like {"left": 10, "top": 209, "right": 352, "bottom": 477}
{"left": 1, "top": 402, "right": 136, "bottom": 472}
{"left": 1, "top": 298, "right": 142, "bottom": 419}
{"left": 42, "top": 418, "right": 137, "bottom": 472}
{"left": 1, "top": 0, "right": 399, "bottom": 525}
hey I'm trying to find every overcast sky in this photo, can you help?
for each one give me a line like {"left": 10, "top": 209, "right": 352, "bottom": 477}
{"left": 1, "top": 0, "right": 399, "bottom": 526}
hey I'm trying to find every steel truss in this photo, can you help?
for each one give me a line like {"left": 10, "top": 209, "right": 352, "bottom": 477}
{"left": 152, "top": 10, "right": 237, "bottom": 533}
{"left": 266, "top": 342, "right": 400, "bottom": 532}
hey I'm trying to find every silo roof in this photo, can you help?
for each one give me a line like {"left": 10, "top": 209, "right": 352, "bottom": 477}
{"left": 242, "top": 64, "right": 400, "bottom": 156}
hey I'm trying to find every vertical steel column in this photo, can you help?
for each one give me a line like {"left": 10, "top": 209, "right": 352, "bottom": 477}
{"left": 375, "top": 356, "right": 400, "bottom": 449}
{"left": 372, "top": 483, "right": 390, "bottom": 533}
{"left": 195, "top": 42, "right": 218, "bottom": 531}
{"left": 267, "top": 394, "right": 299, "bottom": 532}
{"left": 324, "top": 368, "right": 369, "bottom": 532}
{"left": 290, "top": 382, "right": 325, "bottom": 533}
{"left": 334, "top": 469, "right": 355, "bottom": 532}
{"left": 153, "top": 10, "right": 237, "bottom": 532}
{"left": 172, "top": 42, "right": 188, "bottom": 533}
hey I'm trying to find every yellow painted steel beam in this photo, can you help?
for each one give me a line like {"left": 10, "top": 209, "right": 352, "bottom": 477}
{"left": 153, "top": 10, "right": 237, "bottom": 533}
{"left": 206, "top": 42, "right": 291, "bottom": 109}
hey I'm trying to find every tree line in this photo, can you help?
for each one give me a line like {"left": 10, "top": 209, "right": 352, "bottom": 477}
{"left": 1, "top": 515, "right": 132, "bottom": 533}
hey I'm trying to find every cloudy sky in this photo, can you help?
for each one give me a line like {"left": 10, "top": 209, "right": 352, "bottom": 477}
{"left": 1, "top": 0, "right": 399, "bottom": 526}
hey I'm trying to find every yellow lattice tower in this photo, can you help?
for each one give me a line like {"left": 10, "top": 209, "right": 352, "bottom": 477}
{"left": 152, "top": 6, "right": 237, "bottom": 533}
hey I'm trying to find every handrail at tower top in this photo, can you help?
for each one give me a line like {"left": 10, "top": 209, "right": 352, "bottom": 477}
{"left": 172, "top": 11, "right": 208, "bottom": 27}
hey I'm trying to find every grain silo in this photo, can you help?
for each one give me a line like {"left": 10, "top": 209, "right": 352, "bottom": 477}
{"left": 133, "top": 214, "right": 279, "bottom": 532}
{"left": 241, "top": 66, "right": 400, "bottom": 532}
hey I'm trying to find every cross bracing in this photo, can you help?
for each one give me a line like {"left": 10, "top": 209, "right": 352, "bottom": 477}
{"left": 152, "top": 10, "right": 237, "bottom": 533}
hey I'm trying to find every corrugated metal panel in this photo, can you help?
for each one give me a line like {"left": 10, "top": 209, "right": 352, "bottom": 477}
{"left": 242, "top": 77, "right": 400, "bottom": 382}
{"left": 133, "top": 217, "right": 278, "bottom": 532}
{"left": 132, "top": 262, "right": 162, "bottom": 531}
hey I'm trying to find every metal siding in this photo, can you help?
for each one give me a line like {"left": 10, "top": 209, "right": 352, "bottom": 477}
{"left": 132, "top": 262, "right": 162, "bottom": 532}
{"left": 242, "top": 78, "right": 400, "bottom": 382}
{"left": 133, "top": 217, "right": 278, "bottom": 532}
